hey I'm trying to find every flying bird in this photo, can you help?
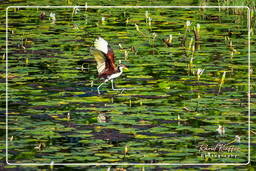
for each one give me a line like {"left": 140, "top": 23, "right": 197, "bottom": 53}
{"left": 91, "top": 37, "right": 128, "bottom": 94}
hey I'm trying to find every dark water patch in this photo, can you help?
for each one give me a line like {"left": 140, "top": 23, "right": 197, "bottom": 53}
{"left": 131, "top": 95, "right": 169, "bottom": 99}
{"left": 30, "top": 114, "right": 53, "bottom": 121}
{"left": 129, "top": 124, "right": 155, "bottom": 130}
{"left": 93, "top": 128, "right": 134, "bottom": 143}
{"left": 138, "top": 131, "right": 178, "bottom": 138}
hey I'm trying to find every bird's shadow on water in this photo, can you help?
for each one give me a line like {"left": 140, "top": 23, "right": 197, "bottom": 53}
{"left": 74, "top": 86, "right": 136, "bottom": 97}
{"left": 75, "top": 87, "right": 106, "bottom": 97}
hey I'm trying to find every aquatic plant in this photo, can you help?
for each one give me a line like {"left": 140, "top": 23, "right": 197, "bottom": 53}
{"left": 49, "top": 12, "right": 56, "bottom": 24}
{"left": 67, "top": 112, "right": 70, "bottom": 120}
{"left": 148, "top": 17, "right": 152, "bottom": 27}
{"left": 218, "top": 71, "right": 226, "bottom": 94}
{"left": 193, "top": 68, "right": 205, "bottom": 81}
{"left": 134, "top": 23, "right": 146, "bottom": 36}
{"left": 50, "top": 161, "right": 54, "bottom": 170}
{"left": 216, "top": 125, "right": 225, "bottom": 136}
{"left": 101, "top": 17, "right": 106, "bottom": 24}
{"left": 73, "top": 6, "right": 80, "bottom": 15}
{"left": 163, "top": 34, "right": 173, "bottom": 47}
{"left": 181, "top": 20, "right": 192, "bottom": 47}
{"left": 235, "top": 135, "right": 241, "bottom": 143}
{"left": 193, "top": 23, "right": 200, "bottom": 50}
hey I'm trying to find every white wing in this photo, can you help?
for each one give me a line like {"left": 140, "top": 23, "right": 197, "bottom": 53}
{"left": 94, "top": 37, "right": 108, "bottom": 54}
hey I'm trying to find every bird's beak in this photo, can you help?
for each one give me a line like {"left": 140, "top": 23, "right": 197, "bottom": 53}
{"left": 124, "top": 67, "right": 128, "bottom": 71}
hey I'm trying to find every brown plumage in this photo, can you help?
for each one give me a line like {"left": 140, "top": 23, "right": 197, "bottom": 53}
{"left": 100, "top": 47, "right": 116, "bottom": 78}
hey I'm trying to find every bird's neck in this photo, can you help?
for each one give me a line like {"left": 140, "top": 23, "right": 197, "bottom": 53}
{"left": 118, "top": 66, "right": 123, "bottom": 73}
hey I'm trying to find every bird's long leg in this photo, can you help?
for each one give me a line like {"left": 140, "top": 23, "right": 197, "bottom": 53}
{"left": 97, "top": 81, "right": 106, "bottom": 94}
{"left": 111, "top": 79, "right": 115, "bottom": 90}
{"left": 98, "top": 79, "right": 134, "bottom": 95}
{"left": 111, "top": 79, "right": 131, "bottom": 94}
{"left": 111, "top": 79, "right": 122, "bottom": 91}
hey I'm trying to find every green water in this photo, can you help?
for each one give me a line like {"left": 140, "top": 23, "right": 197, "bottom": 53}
{"left": 4, "top": 6, "right": 250, "bottom": 165}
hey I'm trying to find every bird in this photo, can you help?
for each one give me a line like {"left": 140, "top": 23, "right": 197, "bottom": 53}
{"left": 91, "top": 37, "right": 128, "bottom": 94}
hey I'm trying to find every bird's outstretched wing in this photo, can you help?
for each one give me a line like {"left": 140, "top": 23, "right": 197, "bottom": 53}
{"left": 94, "top": 37, "right": 108, "bottom": 54}
{"left": 90, "top": 48, "right": 106, "bottom": 74}
{"left": 92, "top": 37, "right": 116, "bottom": 76}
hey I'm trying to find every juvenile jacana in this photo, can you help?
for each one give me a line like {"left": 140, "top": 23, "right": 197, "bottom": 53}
{"left": 91, "top": 37, "right": 128, "bottom": 94}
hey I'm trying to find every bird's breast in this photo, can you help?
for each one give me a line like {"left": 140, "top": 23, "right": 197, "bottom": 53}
{"left": 107, "top": 72, "right": 122, "bottom": 80}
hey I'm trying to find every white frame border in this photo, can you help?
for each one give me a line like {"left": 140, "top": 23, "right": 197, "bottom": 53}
{"left": 5, "top": 5, "right": 251, "bottom": 166}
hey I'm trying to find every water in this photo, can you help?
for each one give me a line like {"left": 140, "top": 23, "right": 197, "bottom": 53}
{"left": 4, "top": 6, "right": 249, "bottom": 165}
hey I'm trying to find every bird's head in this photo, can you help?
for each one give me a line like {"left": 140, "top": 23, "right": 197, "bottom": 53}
{"left": 118, "top": 60, "right": 128, "bottom": 71}
{"left": 118, "top": 64, "right": 128, "bottom": 71}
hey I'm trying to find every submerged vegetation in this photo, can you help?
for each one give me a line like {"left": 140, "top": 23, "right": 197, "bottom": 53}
{"left": 0, "top": 0, "right": 255, "bottom": 170}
